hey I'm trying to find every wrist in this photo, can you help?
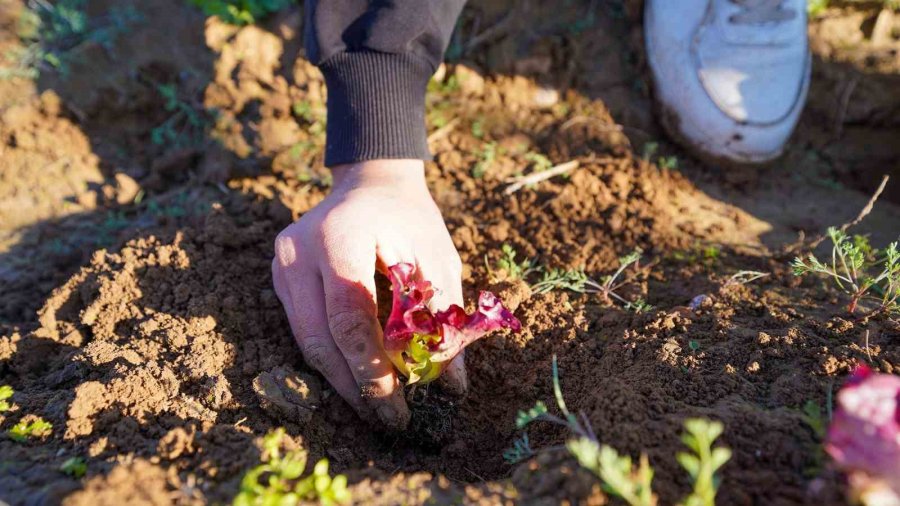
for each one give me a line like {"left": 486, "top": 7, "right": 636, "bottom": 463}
{"left": 331, "top": 160, "right": 426, "bottom": 191}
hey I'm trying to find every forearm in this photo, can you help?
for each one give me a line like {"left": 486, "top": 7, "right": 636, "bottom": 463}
{"left": 304, "top": 0, "right": 467, "bottom": 167}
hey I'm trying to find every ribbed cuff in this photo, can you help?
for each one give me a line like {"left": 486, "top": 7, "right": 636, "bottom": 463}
{"left": 319, "top": 52, "right": 433, "bottom": 167}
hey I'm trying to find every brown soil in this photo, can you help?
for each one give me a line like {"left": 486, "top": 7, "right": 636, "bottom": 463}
{"left": 1, "top": 1, "right": 898, "bottom": 505}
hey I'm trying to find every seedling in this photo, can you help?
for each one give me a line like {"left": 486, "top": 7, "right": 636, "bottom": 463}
{"left": 524, "top": 152, "right": 553, "bottom": 173}
{"left": 233, "top": 428, "right": 350, "bottom": 506}
{"left": 511, "top": 356, "right": 731, "bottom": 506}
{"left": 0, "top": 385, "right": 12, "bottom": 412}
{"left": 472, "top": 142, "right": 498, "bottom": 179}
{"left": 531, "top": 250, "right": 650, "bottom": 311}
{"left": 8, "top": 417, "right": 52, "bottom": 442}
{"left": 792, "top": 228, "right": 899, "bottom": 316}
{"left": 503, "top": 434, "right": 535, "bottom": 464}
{"left": 2, "top": 0, "right": 138, "bottom": 79}
{"left": 150, "top": 83, "right": 217, "bottom": 149}
{"left": 799, "top": 400, "right": 827, "bottom": 477}
{"left": 60, "top": 457, "right": 87, "bottom": 478}
{"left": 677, "top": 419, "right": 732, "bottom": 506}
{"left": 189, "top": 0, "right": 292, "bottom": 25}
{"left": 471, "top": 118, "right": 485, "bottom": 139}
{"left": 384, "top": 263, "right": 520, "bottom": 385}
{"left": 488, "top": 243, "right": 535, "bottom": 281}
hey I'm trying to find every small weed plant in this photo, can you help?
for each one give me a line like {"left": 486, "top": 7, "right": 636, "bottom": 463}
{"left": 472, "top": 141, "right": 498, "bottom": 179}
{"left": 0, "top": 386, "right": 12, "bottom": 412}
{"left": 60, "top": 457, "right": 87, "bottom": 478}
{"left": 3, "top": 0, "right": 138, "bottom": 79}
{"left": 792, "top": 228, "right": 899, "bottom": 316}
{"left": 531, "top": 250, "right": 650, "bottom": 312}
{"left": 189, "top": 0, "right": 292, "bottom": 25}
{"left": 233, "top": 428, "right": 350, "bottom": 506}
{"left": 8, "top": 417, "right": 53, "bottom": 442}
{"left": 151, "top": 83, "right": 218, "bottom": 149}
{"left": 511, "top": 356, "right": 731, "bottom": 506}
{"left": 488, "top": 243, "right": 535, "bottom": 281}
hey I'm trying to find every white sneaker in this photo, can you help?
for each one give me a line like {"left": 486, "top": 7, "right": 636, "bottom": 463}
{"left": 645, "top": 0, "right": 811, "bottom": 165}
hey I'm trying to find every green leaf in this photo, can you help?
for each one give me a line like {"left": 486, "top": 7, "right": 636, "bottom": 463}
{"left": 515, "top": 401, "right": 548, "bottom": 429}
{"left": 676, "top": 452, "right": 700, "bottom": 478}
{"left": 711, "top": 447, "right": 732, "bottom": 471}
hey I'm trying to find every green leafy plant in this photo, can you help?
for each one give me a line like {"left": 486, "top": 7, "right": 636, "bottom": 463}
{"left": 0, "top": 385, "right": 12, "bottom": 412}
{"left": 8, "top": 417, "right": 53, "bottom": 442}
{"left": 531, "top": 250, "right": 650, "bottom": 311}
{"left": 188, "top": 0, "right": 292, "bottom": 25}
{"left": 510, "top": 356, "right": 731, "bottom": 506}
{"left": 807, "top": 0, "right": 829, "bottom": 16}
{"left": 472, "top": 141, "right": 498, "bottom": 179}
{"left": 233, "top": 428, "right": 350, "bottom": 506}
{"left": 2, "top": 0, "right": 139, "bottom": 79}
{"left": 677, "top": 419, "right": 732, "bottom": 506}
{"left": 488, "top": 243, "right": 535, "bottom": 281}
{"left": 569, "top": 439, "right": 657, "bottom": 506}
{"left": 792, "top": 228, "right": 899, "bottom": 316}
{"left": 524, "top": 152, "right": 553, "bottom": 173}
{"left": 503, "top": 434, "right": 536, "bottom": 464}
{"left": 150, "top": 83, "right": 217, "bottom": 149}
{"left": 60, "top": 457, "right": 87, "bottom": 478}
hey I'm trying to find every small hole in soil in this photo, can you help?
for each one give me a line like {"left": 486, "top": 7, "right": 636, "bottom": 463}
{"left": 405, "top": 385, "right": 457, "bottom": 450}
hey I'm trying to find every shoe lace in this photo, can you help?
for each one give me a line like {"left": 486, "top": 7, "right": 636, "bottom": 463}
{"left": 729, "top": 0, "right": 796, "bottom": 24}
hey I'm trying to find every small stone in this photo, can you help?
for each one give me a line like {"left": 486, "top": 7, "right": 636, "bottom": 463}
{"left": 114, "top": 173, "right": 140, "bottom": 205}
{"left": 253, "top": 366, "right": 322, "bottom": 423}
{"left": 533, "top": 87, "right": 559, "bottom": 108}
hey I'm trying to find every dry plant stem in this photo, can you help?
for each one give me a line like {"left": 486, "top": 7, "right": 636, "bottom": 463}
{"left": 794, "top": 174, "right": 890, "bottom": 253}
{"left": 504, "top": 160, "right": 580, "bottom": 195}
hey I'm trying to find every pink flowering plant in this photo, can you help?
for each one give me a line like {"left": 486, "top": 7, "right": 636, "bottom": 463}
{"left": 826, "top": 365, "right": 900, "bottom": 505}
{"left": 383, "top": 263, "right": 521, "bottom": 385}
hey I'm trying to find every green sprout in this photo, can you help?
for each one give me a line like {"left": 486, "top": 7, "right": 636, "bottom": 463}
{"left": 569, "top": 439, "right": 656, "bottom": 506}
{"left": 531, "top": 250, "right": 650, "bottom": 312}
{"left": 8, "top": 417, "right": 53, "bottom": 442}
{"left": 2, "top": 0, "right": 139, "bottom": 79}
{"left": 188, "top": 0, "right": 293, "bottom": 25}
{"left": 0, "top": 385, "right": 12, "bottom": 412}
{"left": 799, "top": 400, "right": 828, "bottom": 477}
{"left": 509, "top": 356, "right": 731, "bottom": 506}
{"left": 677, "top": 419, "right": 732, "bottom": 506}
{"left": 503, "top": 434, "right": 536, "bottom": 464}
{"left": 472, "top": 141, "right": 498, "bottom": 179}
{"left": 792, "top": 227, "right": 900, "bottom": 316}
{"left": 150, "top": 82, "right": 217, "bottom": 149}
{"left": 60, "top": 457, "right": 87, "bottom": 478}
{"left": 524, "top": 152, "right": 553, "bottom": 173}
{"left": 233, "top": 428, "right": 350, "bottom": 506}
{"left": 488, "top": 243, "right": 536, "bottom": 281}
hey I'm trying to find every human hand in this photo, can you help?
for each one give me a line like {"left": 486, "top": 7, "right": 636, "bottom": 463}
{"left": 271, "top": 159, "right": 466, "bottom": 429}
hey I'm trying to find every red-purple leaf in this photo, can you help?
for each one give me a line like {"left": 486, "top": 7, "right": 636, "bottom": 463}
{"left": 383, "top": 263, "right": 521, "bottom": 384}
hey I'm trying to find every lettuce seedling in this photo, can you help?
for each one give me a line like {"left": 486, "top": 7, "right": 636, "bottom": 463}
{"left": 384, "top": 263, "right": 521, "bottom": 385}
{"left": 8, "top": 417, "right": 52, "bottom": 442}
{"left": 0, "top": 385, "right": 13, "bottom": 412}
{"left": 234, "top": 428, "right": 350, "bottom": 506}
{"left": 826, "top": 365, "right": 900, "bottom": 506}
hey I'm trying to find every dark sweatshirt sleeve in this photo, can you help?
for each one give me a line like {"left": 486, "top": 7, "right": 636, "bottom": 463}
{"left": 305, "top": 0, "right": 466, "bottom": 167}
